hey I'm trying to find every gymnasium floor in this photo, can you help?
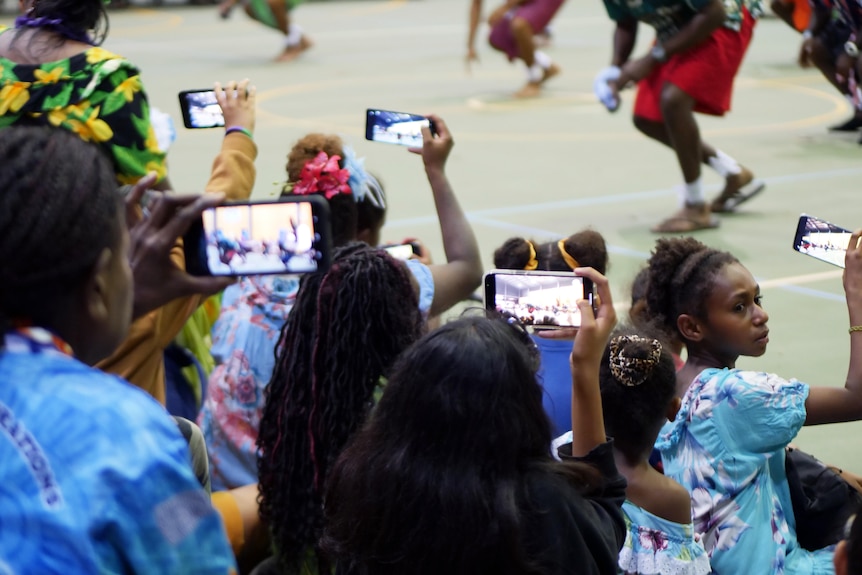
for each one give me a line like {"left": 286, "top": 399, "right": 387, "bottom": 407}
{"left": 4, "top": 0, "right": 862, "bottom": 467}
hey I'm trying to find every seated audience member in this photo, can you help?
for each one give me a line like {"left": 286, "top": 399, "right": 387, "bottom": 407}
{"left": 0, "top": 126, "right": 235, "bottom": 573}
{"left": 97, "top": 79, "right": 258, "bottom": 401}
{"left": 322, "top": 268, "right": 626, "bottom": 575}
{"left": 645, "top": 235, "right": 862, "bottom": 574}
{"left": 199, "top": 115, "right": 482, "bottom": 490}
{"left": 255, "top": 243, "right": 427, "bottom": 574}
{"left": 836, "top": 514, "right": 862, "bottom": 575}
{"left": 492, "top": 230, "right": 609, "bottom": 435}
{"left": 599, "top": 329, "right": 710, "bottom": 574}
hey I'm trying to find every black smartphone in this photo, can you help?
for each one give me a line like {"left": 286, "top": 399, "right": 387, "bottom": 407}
{"left": 483, "top": 270, "right": 594, "bottom": 329}
{"left": 793, "top": 214, "right": 853, "bottom": 269}
{"left": 381, "top": 242, "right": 421, "bottom": 260}
{"left": 365, "top": 109, "right": 436, "bottom": 147}
{"left": 184, "top": 196, "right": 332, "bottom": 277}
{"left": 178, "top": 89, "right": 224, "bottom": 129}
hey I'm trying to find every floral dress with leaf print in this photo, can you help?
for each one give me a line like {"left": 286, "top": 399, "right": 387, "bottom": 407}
{"left": 619, "top": 501, "right": 711, "bottom": 575}
{"left": 0, "top": 26, "right": 166, "bottom": 184}
{"left": 656, "top": 368, "right": 834, "bottom": 575}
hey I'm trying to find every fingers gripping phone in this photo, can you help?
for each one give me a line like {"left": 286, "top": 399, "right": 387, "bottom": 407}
{"left": 793, "top": 214, "right": 853, "bottom": 269}
{"left": 365, "top": 109, "right": 436, "bottom": 147}
{"left": 483, "top": 270, "right": 594, "bottom": 329}
{"left": 178, "top": 89, "right": 224, "bottom": 129}
{"left": 184, "top": 196, "right": 333, "bottom": 277}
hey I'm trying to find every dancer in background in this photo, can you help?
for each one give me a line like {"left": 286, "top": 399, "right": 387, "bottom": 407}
{"left": 467, "top": 0, "right": 565, "bottom": 98}
{"left": 218, "top": 0, "right": 312, "bottom": 62}
{"left": 594, "top": 0, "right": 765, "bottom": 232}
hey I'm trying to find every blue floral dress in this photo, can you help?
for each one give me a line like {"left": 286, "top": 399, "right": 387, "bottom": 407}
{"left": 656, "top": 368, "right": 834, "bottom": 575}
{"left": 619, "top": 502, "right": 711, "bottom": 575}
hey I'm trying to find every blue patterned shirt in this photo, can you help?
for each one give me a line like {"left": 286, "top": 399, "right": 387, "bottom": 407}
{"left": 0, "top": 329, "right": 237, "bottom": 574}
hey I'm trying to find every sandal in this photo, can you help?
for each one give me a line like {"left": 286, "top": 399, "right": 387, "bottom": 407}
{"left": 711, "top": 169, "right": 766, "bottom": 213}
{"left": 651, "top": 204, "right": 720, "bottom": 234}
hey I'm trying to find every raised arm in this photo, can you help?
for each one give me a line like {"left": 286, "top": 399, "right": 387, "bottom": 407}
{"left": 569, "top": 267, "right": 617, "bottom": 456}
{"left": 409, "top": 115, "right": 483, "bottom": 317}
{"left": 805, "top": 229, "right": 862, "bottom": 424}
{"left": 206, "top": 79, "right": 258, "bottom": 200}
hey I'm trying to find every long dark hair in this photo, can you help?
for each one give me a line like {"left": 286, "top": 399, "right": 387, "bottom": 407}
{"left": 321, "top": 315, "right": 599, "bottom": 575}
{"left": 0, "top": 125, "right": 118, "bottom": 342}
{"left": 257, "top": 243, "right": 424, "bottom": 573}
{"left": 20, "top": 0, "right": 109, "bottom": 45}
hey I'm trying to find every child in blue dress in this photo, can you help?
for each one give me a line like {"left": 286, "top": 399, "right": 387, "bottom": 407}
{"left": 644, "top": 235, "right": 862, "bottom": 575}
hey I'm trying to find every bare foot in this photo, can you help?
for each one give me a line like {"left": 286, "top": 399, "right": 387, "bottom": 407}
{"left": 651, "top": 203, "right": 719, "bottom": 233}
{"left": 710, "top": 167, "right": 766, "bottom": 213}
{"left": 218, "top": 0, "right": 237, "bottom": 19}
{"left": 513, "top": 63, "right": 561, "bottom": 98}
{"left": 275, "top": 36, "right": 313, "bottom": 62}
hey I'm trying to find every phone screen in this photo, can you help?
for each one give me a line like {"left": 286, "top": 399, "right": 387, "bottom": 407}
{"left": 485, "top": 271, "right": 592, "bottom": 329}
{"left": 179, "top": 89, "right": 224, "bottom": 129}
{"left": 793, "top": 214, "right": 852, "bottom": 269}
{"left": 382, "top": 244, "right": 415, "bottom": 260}
{"left": 197, "top": 201, "right": 326, "bottom": 276}
{"left": 365, "top": 109, "right": 432, "bottom": 147}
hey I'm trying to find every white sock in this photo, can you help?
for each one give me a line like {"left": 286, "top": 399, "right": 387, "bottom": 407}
{"left": 285, "top": 23, "right": 303, "bottom": 47}
{"left": 526, "top": 63, "right": 543, "bottom": 82}
{"left": 707, "top": 149, "right": 742, "bottom": 178}
{"left": 533, "top": 50, "right": 552, "bottom": 69}
{"left": 679, "top": 178, "right": 705, "bottom": 205}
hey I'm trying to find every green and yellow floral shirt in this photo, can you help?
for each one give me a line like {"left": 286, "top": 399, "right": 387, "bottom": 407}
{"left": 0, "top": 26, "right": 166, "bottom": 184}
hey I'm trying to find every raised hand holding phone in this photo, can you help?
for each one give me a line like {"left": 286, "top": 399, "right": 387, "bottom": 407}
{"left": 569, "top": 267, "right": 616, "bottom": 457}
{"left": 215, "top": 78, "right": 256, "bottom": 135}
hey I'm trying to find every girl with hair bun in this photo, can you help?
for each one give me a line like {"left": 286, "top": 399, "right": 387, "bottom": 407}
{"left": 644, "top": 235, "right": 862, "bottom": 574}
{"left": 493, "top": 229, "right": 608, "bottom": 435}
{"left": 599, "top": 330, "right": 710, "bottom": 575}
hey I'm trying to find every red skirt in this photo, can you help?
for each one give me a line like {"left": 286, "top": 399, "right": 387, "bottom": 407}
{"left": 633, "top": 8, "right": 756, "bottom": 121}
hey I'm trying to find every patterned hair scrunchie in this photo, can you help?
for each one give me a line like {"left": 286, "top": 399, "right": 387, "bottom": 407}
{"left": 609, "top": 335, "right": 662, "bottom": 387}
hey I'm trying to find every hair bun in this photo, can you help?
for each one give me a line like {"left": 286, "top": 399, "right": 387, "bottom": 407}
{"left": 609, "top": 335, "right": 662, "bottom": 387}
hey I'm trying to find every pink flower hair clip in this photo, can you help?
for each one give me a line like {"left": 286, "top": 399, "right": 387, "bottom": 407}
{"left": 292, "top": 151, "right": 352, "bottom": 199}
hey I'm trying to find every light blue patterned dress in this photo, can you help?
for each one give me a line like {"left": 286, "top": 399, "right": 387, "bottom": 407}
{"left": 619, "top": 501, "right": 711, "bottom": 575}
{"left": 656, "top": 368, "right": 834, "bottom": 575}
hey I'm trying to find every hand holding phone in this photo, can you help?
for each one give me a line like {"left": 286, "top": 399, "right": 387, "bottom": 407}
{"left": 179, "top": 89, "right": 224, "bottom": 129}
{"left": 483, "top": 270, "right": 594, "bottom": 329}
{"left": 381, "top": 242, "right": 422, "bottom": 261}
{"left": 793, "top": 214, "right": 853, "bottom": 269}
{"left": 183, "top": 196, "right": 333, "bottom": 277}
{"left": 215, "top": 79, "right": 256, "bottom": 133}
{"left": 365, "top": 109, "right": 437, "bottom": 147}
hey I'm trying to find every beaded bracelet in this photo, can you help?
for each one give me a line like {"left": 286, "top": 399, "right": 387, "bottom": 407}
{"left": 850, "top": 326, "right": 862, "bottom": 334}
{"left": 225, "top": 126, "right": 253, "bottom": 140}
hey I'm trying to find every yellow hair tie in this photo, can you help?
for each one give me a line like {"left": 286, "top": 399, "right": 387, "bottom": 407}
{"left": 524, "top": 241, "right": 538, "bottom": 270}
{"left": 557, "top": 239, "right": 579, "bottom": 270}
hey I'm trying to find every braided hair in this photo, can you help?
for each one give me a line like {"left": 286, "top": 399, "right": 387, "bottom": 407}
{"left": 644, "top": 237, "right": 738, "bottom": 342}
{"left": 493, "top": 229, "right": 608, "bottom": 273}
{"left": 257, "top": 243, "right": 424, "bottom": 573}
{"left": 0, "top": 125, "right": 119, "bottom": 343}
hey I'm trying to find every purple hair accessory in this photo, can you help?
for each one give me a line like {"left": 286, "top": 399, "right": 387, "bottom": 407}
{"left": 15, "top": 15, "right": 94, "bottom": 45}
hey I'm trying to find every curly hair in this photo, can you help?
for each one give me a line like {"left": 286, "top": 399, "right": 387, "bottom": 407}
{"left": 257, "top": 243, "right": 424, "bottom": 573}
{"left": 0, "top": 126, "right": 119, "bottom": 341}
{"left": 321, "top": 315, "right": 600, "bottom": 575}
{"left": 599, "top": 327, "right": 677, "bottom": 460}
{"left": 645, "top": 237, "right": 738, "bottom": 342}
{"left": 282, "top": 133, "right": 358, "bottom": 246}
{"left": 493, "top": 229, "right": 608, "bottom": 274}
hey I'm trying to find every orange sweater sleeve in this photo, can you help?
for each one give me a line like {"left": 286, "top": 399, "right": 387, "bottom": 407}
{"left": 97, "top": 134, "right": 257, "bottom": 401}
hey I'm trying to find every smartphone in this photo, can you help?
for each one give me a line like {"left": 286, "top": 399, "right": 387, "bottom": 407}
{"left": 483, "top": 270, "right": 594, "bottom": 329}
{"left": 178, "top": 89, "right": 224, "bottom": 129}
{"left": 184, "top": 196, "right": 332, "bottom": 277}
{"left": 793, "top": 214, "right": 853, "bottom": 269}
{"left": 365, "top": 109, "right": 436, "bottom": 147}
{"left": 381, "top": 242, "right": 421, "bottom": 261}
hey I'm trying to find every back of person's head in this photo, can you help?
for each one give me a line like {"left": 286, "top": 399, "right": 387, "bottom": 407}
{"left": 322, "top": 314, "right": 598, "bottom": 575}
{"left": 645, "top": 237, "right": 737, "bottom": 342}
{"left": 836, "top": 514, "right": 862, "bottom": 575}
{"left": 257, "top": 242, "right": 423, "bottom": 573}
{"left": 26, "top": 0, "right": 109, "bottom": 45}
{"left": 599, "top": 329, "right": 677, "bottom": 461}
{"left": 0, "top": 125, "right": 127, "bottom": 364}
{"left": 493, "top": 229, "right": 608, "bottom": 274}
{"left": 282, "top": 134, "right": 386, "bottom": 247}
